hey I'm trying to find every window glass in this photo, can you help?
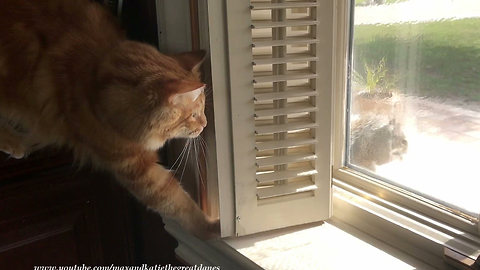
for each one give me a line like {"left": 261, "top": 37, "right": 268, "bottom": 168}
{"left": 348, "top": 0, "right": 480, "bottom": 218}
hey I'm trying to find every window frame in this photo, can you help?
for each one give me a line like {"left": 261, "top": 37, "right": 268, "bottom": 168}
{"left": 332, "top": 0, "right": 479, "bottom": 237}
{"left": 196, "top": 0, "right": 237, "bottom": 238}
{"left": 331, "top": 0, "right": 480, "bottom": 266}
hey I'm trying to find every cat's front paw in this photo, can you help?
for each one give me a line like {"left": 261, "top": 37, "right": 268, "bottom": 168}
{"left": 0, "top": 143, "right": 26, "bottom": 159}
{"left": 193, "top": 217, "right": 220, "bottom": 241}
{"left": 206, "top": 218, "right": 221, "bottom": 240}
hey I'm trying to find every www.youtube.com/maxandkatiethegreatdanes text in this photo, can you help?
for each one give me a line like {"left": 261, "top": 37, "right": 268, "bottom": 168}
{"left": 34, "top": 265, "right": 220, "bottom": 270}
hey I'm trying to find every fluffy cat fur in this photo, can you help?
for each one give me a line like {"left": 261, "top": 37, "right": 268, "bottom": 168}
{"left": 0, "top": 0, "right": 219, "bottom": 239}
{"left": 350, "top": 114, "right": 408, "bottom": 172}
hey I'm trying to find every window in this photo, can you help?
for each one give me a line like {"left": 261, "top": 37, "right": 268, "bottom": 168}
{"left": 332, "top": 0, "right": 480, "bottom": 267}
{"left": 336, "top": 0, "right": 480, "bottom": 234}
{"left": 347, "top": 0, "right": 480, "bottom": 222}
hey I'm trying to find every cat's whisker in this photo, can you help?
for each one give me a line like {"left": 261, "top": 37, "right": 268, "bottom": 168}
{"left": 160, "top": 140, "right": 189, "bottom": 191}
{"left": 193, "top": 139, "right": 200, "bottom": 180}
{"left": 204, "top": 86, "right": 213, "bottom": 97}
{"left": 193, "top": 138, "right": 199, "bottom": 172}
{"left": 194, "top": 137, "right": 206, "bottom": 191}
{"left": 199, "top": 135, "right": 210, "bottom": 158}
{"left": 178, "top": 139, "right": 192, "bottom": 184}
{"left": 205, "top": 90, "right": 213, "bottom": 100}
{"left": 169, "top": 140, "right": 189, "bottom": 172}
{"left": 197, "top": 136, "right": 209, "bottom": 172}
{"left": 205, "top": 107, "right": 213, "bottom": 116}
{"left": 173, "top": 141, "right": 190, "bottom": 176}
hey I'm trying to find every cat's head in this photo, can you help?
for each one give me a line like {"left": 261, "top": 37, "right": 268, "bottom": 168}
{"left": 389, "top": 119, "right": 408, "bottom": 160}
{"left": 374, "top": 118, "right": 408, "bottom": 165}
{"left": 94, "top": 41, "right": 208, "bottom": 150}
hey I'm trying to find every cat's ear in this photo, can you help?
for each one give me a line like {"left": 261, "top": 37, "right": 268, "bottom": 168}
{"left": 167, "top": 80, "right": 206, "bottom": 105}
{"left": 171, "top": 50, "right": 207, "bottom": 72}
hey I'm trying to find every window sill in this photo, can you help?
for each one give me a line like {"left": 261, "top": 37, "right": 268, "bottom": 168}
{"left": 163, "top": 183, "right": 480, "bottom": 270}
{"left": 224, "top": 219, "right": 435, "bottom": 270}
{"left": 332, "top": 180, "right": 480, "bottom": 270}
{"left": 164, "top": 217, "right": 433, "bottom": 270}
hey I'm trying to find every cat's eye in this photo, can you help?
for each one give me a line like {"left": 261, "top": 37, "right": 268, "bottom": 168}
{"left": 192, "top": 113, "right": 198, "bottom": 118}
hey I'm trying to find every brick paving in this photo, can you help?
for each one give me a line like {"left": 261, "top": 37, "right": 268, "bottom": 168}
{"left": 406, "top": 97, "right": 480, "bottom": 145}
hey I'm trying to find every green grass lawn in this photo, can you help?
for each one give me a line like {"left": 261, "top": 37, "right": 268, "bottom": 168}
{"left": 353, "top": 18, "right": 480, "bottom": 101}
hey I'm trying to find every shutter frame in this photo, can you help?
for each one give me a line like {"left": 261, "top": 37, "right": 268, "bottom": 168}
{"left": 226, "top": 0, "right": 334, "bottom": 236}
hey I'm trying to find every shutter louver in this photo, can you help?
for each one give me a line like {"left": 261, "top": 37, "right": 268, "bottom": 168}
{"left": 225, "top": 0, "right": 333, "bottom": 236}
{"left": 251, "top": 1, "right": 320, "bottom": 200}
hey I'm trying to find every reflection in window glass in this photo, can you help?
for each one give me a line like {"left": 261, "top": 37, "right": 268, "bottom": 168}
{"left": 348, "top": 0, "right": 480, "bottom": 218}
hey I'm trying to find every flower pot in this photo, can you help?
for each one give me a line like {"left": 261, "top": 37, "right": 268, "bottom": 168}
{"left": 351, "top": 91, "right": 404, "bottom": 118}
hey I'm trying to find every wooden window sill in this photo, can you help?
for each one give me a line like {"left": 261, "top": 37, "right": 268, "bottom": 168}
{"left": 164, "top": 213, "right": 435, "bottom": 270}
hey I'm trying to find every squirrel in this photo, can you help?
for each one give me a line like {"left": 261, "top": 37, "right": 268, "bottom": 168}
{"left": 349, "top": 114, "right": 408, "bottom": 172}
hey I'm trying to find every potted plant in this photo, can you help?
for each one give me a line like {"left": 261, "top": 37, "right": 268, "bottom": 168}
{"left": 351, "top": 57, "right": 403, "bottom": 118}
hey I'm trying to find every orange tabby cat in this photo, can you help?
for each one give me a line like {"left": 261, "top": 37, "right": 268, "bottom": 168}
{"left": 0, "top": 0, "right": 219, "bottom": 240}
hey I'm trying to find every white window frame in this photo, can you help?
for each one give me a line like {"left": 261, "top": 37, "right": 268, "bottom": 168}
{"left": 195, "top": 0, "right": 237, "bottom": 238}
{"left": 331, "top": 0, "right": 480, "bottom": 268}
{"left": 332, "top": 0, "right": 480, "bottom": 238}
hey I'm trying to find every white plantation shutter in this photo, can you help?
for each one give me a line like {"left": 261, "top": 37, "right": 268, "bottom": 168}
{"left": 225, "top": 0, "right": 334, "bottom": 236}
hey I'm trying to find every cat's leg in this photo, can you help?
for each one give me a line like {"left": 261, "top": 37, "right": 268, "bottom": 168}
{"left": 112, "top": 154, "right": 220, "bottom": 240}
{"left": 0, "top": 125, "right": 27, "bottom": 158}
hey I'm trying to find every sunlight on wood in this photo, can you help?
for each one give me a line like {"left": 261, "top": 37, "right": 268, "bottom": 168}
{"left": 226, "top": 222, "right": 416, "bottom": 270}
